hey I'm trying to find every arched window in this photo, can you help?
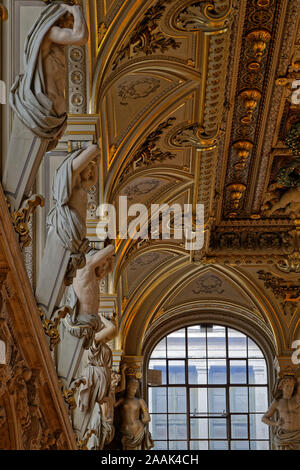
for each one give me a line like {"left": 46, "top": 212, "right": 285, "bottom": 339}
{"left": 147, "top": 324, "right": 270, "bottom": 450}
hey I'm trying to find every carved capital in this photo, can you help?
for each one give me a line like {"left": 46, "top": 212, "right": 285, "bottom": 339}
{"left": 122, "top": 356, "right": 144, "bottom": 379}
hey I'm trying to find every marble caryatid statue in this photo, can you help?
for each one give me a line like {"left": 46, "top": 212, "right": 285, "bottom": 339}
{"left": 115, "top": 376, "right": 154, "bottom": 451}
{"left": 35, "top": 144, "right": 100, "bottom": 318}
{"left": 262, "top": 375, "right": 300, "bottom": 450}
{"left": 64, "top": 245, "right": 115, "bottom": 348}
{"left": 3, "top": 2, "right": 88, "bottom": 210}
{"left": 73, "top": 313, "right": 117, "bottom": 438}
{"left": 88, "top": 365, "right": 127, "bottom": 450}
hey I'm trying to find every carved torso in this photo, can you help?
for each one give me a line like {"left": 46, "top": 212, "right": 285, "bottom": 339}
{"left": 41, "top": 37, "right": 67, "bottom": 117}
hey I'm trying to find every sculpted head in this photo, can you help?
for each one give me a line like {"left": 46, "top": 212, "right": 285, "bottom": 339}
{"left": 95, "top": 256, "right": 114, "bottom": 280}
{"left": 278, "top": 376, "right": 296, "bottom": 399}
{"left": 80, "top": 160, "right": 97, "bottom": 189}
{"left": 126, "top": 377, "right": 140, "bottom": 398}
{"left": 56, "top": 12, "right": 74, "bottom": 29}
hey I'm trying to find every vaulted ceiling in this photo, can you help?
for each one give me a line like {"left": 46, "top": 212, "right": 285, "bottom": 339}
{"left": 81, "top": 0, "right": 300, "bottom": 359}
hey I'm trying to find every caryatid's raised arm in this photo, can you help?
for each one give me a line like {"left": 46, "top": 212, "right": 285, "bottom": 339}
{"left": 71, "top": 144, "right": 100, "bottom": 184}
{"left": 87, "top": 244, "right": 115, "bottom": 277}
{"left": 48, "top": 4, "right": 89, "bottom": 46}
{"left": 94, "top": 315, "right": 117, "bottom": 345}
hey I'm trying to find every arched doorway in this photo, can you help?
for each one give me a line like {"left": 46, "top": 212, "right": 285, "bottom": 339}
{"left": 147, "top": 324, "right": 270, "bottom": 450}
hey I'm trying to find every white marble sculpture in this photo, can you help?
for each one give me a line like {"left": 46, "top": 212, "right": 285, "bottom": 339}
{"left": 88, "top": 365, "right": 127, "bottom": 450}
{"left": 3, "top": 3, "right": 88, "bottom": 210}
{"left": 262, "top": 375, "right": 300, "bottom": 450}
{"left": 35, "top": 144, "right": 100, "bottom": 319}
{"left": 71, "top": 312, "right": 117, "bottom": 438}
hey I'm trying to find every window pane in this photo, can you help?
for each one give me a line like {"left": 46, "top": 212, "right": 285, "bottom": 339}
{"left": 228, "top": 329, "right": 247, "bottom": 358}
{"left": 248, "top": 338, "right": 264, "bottom": 358}
{"left": 190, "top": 440, "right": 209, "bottom": 450}
{"left": 148, "top": 359, "right": 166, "bottom": 385}
{"left": 230, "top": 387, "right": 248, "bottom": 412}
{"left": 153, "top": 441, "right": 168, "bottom": 450}
{"left": 168, "top": 387, "right": 186, "bottom": 413}
{"left": 249, "top": 387, "right": 268, "bottom": 412}
{"left": 231, "top": 414, "right": 248, "bottom": 439}
{"left": 190, "top": 418, "right": 208, "bottom": 439}
{"left": 167, "top": 329, "right": 186, "bottom": 358}
{"left": 151, "top": 338, "right": 166, "bottom": 358}
{"left": 231, "top": 441, "right": 249, "bottom": 450}
{"left": 168, "top": 360, "right": 185, "bottom": 384}
{"left": 230, "top": 360, "right": 247, "bottom": 384}
{"left": 248, "top": 359, "right": 267, "bottom": 384}
{"left": 250, "top": 414, "right": 269, "bottom": 439}
{"left": 168, "top": 414, "right": 187, "bottom": 439}
{"left": 150, "top": 414, "right": 167, "bottom": 440}
{"left": 190, "top": 388, "right": 207, "bottom": 415}
{"left": 148, "top": 324, "right": 270, "bottom": 450}
{"left": 209, "top": 440, "right": 228, "bottom": 450}
{"left": 208, "top": 388, "right": 226, "bottom": 414}
{"left": 208, "top": 360, "right": 227, "bottom": 384}
{"left": 188, "top": 359, "right": 207, "bottom": 384}
{"left": 187, "top": 325, "right": 206, "bottom": 358}
{"left": 207, "top": 325, "right": 226, "bottom": 358}
{"left": 149, "top": 387, "right": 167, "bottom": 413}
{"left": 169, "top": 441, "right": 187, "bottom": 450}
{"left": 209, "top": 418, "right": 227, "bottom": 439}
{"left": 250, "top": 441, "right": 269, "bottom": 450}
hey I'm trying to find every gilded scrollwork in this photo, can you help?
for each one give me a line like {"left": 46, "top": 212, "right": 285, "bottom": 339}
{"left": 173, "top": 0, "right": 233, "bottom": 33}
{"left": 119, "top": 118, "right": 176, "bottom": 182}
{"left": 112, "top": 0, "right": 180, "bottom": 70}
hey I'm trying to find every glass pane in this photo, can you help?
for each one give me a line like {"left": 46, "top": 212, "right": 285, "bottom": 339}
{"left": 148, "top": 359, "right": 167, "bottom": 385}
{"left": 187, "top": 325, "right": 206, "bottom": 358}
{"left": 168, "top": 387, "right": 186, "bottom": 413}
{"left": 249, "top": 387, "right": 268, "bottom": 412}
{"left": 208, "top": 388, "right": 226, "bottom": 414}
{"left": 190, "top": 388, "right": 207, "bottom": 415}
{"left": 190, "top": 418, "right": 208, "bottom": 439}
{"left": 228, "top": 329, "right": 247, "bottom": 358}
{"left": 168, "top": 360, "right": 185, "bottom": 384}
{"left": 149, "top": 387, "right": 167, "bottom": 413}
{"left": 169, "top": 441, "right": 187, "bottom": 450}
{"left": 190, "top": 440, "right": 209, "bottom": 450}
{"left": 230, "top": 387, "right": 248, "bottom": 412}
{"left": 168, "top": 414, "right": 187, "bottom": 440}
{"left": 167, "top": 329, "right": 186, "bottom": 358}
{"left": 153, "top": 441, "right": 168, "bottom": 450}
{"left": 248, "top": 338, "right": 264, "bottom": 358}
{"left": 150, "top": 414, "right": 167, "bottom": 440}
{"left": 230, "top": 360, "right": 247, "bottom": 384}
{"left": 231, "top": 440, "right": 249, "bottom": 450}
{"left": 208, "top": 359, "right": 227, "bottom": 384}
{"left": 231, "top": 414, "right": 248, "bottom": 439}
{"left": 250, "top": 441, "right": 269, "bottom": 450}
{"left": 250, "top": 414, "right": 269, "bottom": 439}
{"left": 207, "top": 325, "right": 226, "bottom": 358}
{"left": 248, "top": 359, "right": 267, "bottom": 385}
{"left": 188, "top": 359, "right": 207, "bottom": 384}
{"left": 209, "top": 440, "right": 228, "bottom": 450}
{"left": 209, "top": 418, "right": 227, "bottom": 439}
{"left": 151, "top": 338, "right": 166, "bottom": 358}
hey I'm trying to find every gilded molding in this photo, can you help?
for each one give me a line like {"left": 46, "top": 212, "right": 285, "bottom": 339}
{"left": 171, "top": 0, "right": 233, "bottom": 33}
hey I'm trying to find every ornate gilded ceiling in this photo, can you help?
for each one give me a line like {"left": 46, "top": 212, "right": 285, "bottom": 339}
{"left": 75, "top": 0, "right": 300, "bottom": 358}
